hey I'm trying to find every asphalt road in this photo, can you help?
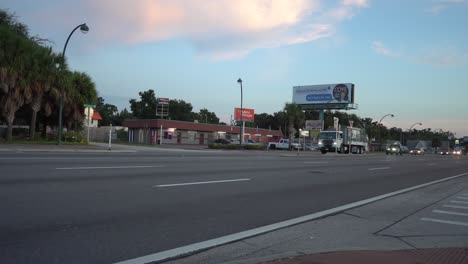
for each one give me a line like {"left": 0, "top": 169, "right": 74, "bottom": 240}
{"left": 1, "top": 149, "right": 467, "bottom": 264}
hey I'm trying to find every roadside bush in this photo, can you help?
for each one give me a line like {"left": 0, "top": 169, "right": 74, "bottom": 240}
{"left": 242, "top": 144, "right": 266, "bottom": 150}
{"left": 117, "top": 129, "right": 128, "bottom": 142}
{"left": 208, "top": 143, "right": 241, "bottom": 150}
{"left": 62, "top": 131, "right": 83, "bottom": 142}
{"left": 208, "top": 143, "right": 265, "bottom": 150}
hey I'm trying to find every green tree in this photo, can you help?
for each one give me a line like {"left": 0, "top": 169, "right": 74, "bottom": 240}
{"left": 113, "top": 108, "right": 133, "bottom": 126}
{"left": 284, "top": 103, "right": 305, "bottom": 144}
{"left": 129, "top": 89, "right": 157, "bottom": 119}
{"left": 196, "top": 108, "right": 219, "bottom": 124}
{"left": 168, "top": 99, "right": 194, "bottom": 121}
{"left": 95, "top": 96, "right": 118, "bottom": 126}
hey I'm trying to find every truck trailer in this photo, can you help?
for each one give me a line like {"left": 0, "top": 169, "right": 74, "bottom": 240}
{"left": 318, "top": 127, "right": 368, "bottom": 154}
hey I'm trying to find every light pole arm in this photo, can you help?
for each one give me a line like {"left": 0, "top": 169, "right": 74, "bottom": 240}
{"left": 378, "top": 114, "right": 393, "bottom": 124}
{"left": 409, "top": 122, "right": 422, "bottom": 131}
{"left": 63, "top": 24, "right": 86, "bottom": 57}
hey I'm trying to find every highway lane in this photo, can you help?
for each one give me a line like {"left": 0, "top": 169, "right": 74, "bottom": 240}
{"left": 0, "top": 151, "right": 467, "bottom": 264}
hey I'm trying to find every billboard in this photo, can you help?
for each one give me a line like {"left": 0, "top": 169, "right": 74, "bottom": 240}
{"left": 157, "top": 98, "right": 169, "bottom": 105}
{"left": 305, "top": 120, "right": 323, "bottom": 130}
{"left": 234, "top": 108, "right": 255, "bottom": 122}
{"left": 292, "top": 83, "right": 354, "bottom": 105}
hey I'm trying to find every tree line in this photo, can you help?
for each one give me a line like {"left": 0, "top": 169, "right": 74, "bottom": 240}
{"left": 0, "top": 9, "right": 97, "bottom": 141}
{"left": 103, "top": 88, "right": 455, "bottom": 146}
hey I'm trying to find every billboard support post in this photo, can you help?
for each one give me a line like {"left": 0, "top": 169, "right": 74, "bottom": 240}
{"left": 319, "top": 109, "right": 324, "bottom": 130}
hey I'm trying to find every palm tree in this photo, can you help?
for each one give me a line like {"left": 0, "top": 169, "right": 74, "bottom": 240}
{"left": 66, "top": 71, "right": 97, "bottom": 130}
{"left": 0, "top": 25, "right": 36, "bottom": 141}
{"left": 284, "top": 103, "right": 305, "bottom": 148}
{"left": 28, "top": 47, "right": 58, "bottom": 139}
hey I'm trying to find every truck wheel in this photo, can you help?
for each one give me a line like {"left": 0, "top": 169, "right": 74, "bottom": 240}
{"left": 321, "top": 149, "right": 327, "bottom": 154}
{"left": 270, "top": 145, "right": 276, "bottom": 150}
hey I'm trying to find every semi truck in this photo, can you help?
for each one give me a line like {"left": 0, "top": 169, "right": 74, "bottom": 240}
{"left": 317, "top": 127, "right": 368, "bottom": 154}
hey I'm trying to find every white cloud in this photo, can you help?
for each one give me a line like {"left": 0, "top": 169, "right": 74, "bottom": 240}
{"left": 426, "top": 0, "right": 467, "bottom": 14}
{"left": 371, "top": 41, "right": 401, "bottom": 58}
{"left": 342, "top": 0, "right": 369, "bottom": 7}
{"left": 72, "top": 0, "right": 368, "bottom": 60}
{"left": 425, "top": 5, "right": 447, "bottom": 15}
{"left": 413, "top": 49, "right": 468, "bottom": 66}
{"left": 371, "top": 41, "right": 468, "bottom": 67}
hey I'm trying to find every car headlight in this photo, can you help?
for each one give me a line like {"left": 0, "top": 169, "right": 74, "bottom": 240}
{"left": 318, "top": 141, "right": 322, "bottom": 145}
{"left": 392, "top": 148, "right": 396, "bottom": 151}
{"left": 333, "top": 142, "right": 337, "bottom": 145}
{"left": 417, "top": 150, "right": 421, "bottom": 153}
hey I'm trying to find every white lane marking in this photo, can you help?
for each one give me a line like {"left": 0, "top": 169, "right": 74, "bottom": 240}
{"left": 368, "top": 167, "right": 390, "bottom": 171}
{"left": 115, "top": 172, "right": 468, "bottom": 264}
{"left": 433, "top": 210, "right": 468, "bottom": 217}
{"left": 427, "top": 163, "right": 437, "bottom": 166}
{"left": 456, "top": 197, "right": 468, "bottom": 200}
{"left": 56, "top": 165, "right": 164, "bottom": 170}
{"left": 154, "top": 178, "right": 250, "bottom": 188}
{"left": 443, "top": 205, "right": 468, "bottom": 210}
{"left": 450, "top": 200, "right": 468, "bottom": 204}
{"left": 304, "top": 161, "right": 329, "bottom": 164}
{"left": 421, "top": 218, "right": 468, "bottom": 227}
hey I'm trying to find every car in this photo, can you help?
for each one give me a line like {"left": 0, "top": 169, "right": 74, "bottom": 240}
{"left": 214, "top": 138, "right": 232, "bottom": 144}
{"left": 245, "top": 139, "right": 258, "bottom": 145}
{"left": 453, "top": 149, "right": 463, "bottom": 155}
{"left": 439, "top": 149, "right": 450, "bottom": 155}
{"left": 386, "top": 143, "right": 403, "bottom": 155}
{"left": 304, "top": 143, "right": 319, "bottom": 151}
{"left": 410, "top": 148, "right": 425, "bottom": 155}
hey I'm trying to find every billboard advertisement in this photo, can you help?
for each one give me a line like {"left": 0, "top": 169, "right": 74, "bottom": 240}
{"left": 292, "top": 83, "right": 354, "bottom": 105}
{"left": 234, "top": 108, "right": 255, "bottom": 122}
{"left": 157, "top": 98, "right": 169, "bottom": 105}
{"left": 305, "top": 120, "right": 323, "bottom": 130}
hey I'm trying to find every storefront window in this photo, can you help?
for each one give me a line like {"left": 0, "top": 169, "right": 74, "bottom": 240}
{"left": 164, "top": 131, "right": 173, "bottom": 139}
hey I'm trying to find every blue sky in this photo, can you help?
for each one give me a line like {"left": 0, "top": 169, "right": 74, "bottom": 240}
{"left": 3, "top": 0, "right": 468, "bottom": 136}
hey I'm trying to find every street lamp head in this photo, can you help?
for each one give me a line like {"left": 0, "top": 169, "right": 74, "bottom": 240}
{"left": 80, "top": 23, "right": 89, "bottom": 34}
{"left": 419, "top": 122, "right": 422, "bottom": 126}
{"left": 390, "top": 114, "right": 394, "bottom": 117}
{"left": 237, "top": 78, "right": 242, "bottom": 84}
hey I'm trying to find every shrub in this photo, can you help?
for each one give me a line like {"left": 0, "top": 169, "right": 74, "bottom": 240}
{"left": 62, "top": 131, "right": 83, "bottom": 142}
{"left": 208, "top": 143, "right": 265, "bottom": 150}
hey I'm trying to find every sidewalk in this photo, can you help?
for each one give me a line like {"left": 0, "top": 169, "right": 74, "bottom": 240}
{"left": 263, "top": 248, "right": 468, "bottom": 264}
{"left": 164, "top": 173, "right": 468, "bottom": 264}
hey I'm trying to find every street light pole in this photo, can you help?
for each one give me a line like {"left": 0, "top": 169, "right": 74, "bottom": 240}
{"left": 378, "top": 114, "right": 394, "bottom": 151}
{"left": 57, "top": 23, "right": 89, "bottom": 145}
{"left": 237, "top": 78, "right": 243, "bottom": 146}
{"left": 406, "top": 122, "right": 423, "bottom": 145}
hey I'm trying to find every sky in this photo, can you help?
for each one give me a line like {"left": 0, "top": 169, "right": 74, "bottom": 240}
{"left": 3, "top": 0, "right": 468, "bottom": 136}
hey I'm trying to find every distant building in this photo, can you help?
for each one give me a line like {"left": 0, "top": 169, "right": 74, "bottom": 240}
{"left": 123, "top": 119, "right": 283, "bottom": 145}
{"left": 83, "top": 107, "right": 103, "bottom": 128}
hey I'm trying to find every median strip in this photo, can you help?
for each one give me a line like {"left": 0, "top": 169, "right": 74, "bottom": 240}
{"left": 153, "top": 178, "right": 251, "bottom": 188}
{"left": 56, "top": 165, "right": 164, "bottom": 170}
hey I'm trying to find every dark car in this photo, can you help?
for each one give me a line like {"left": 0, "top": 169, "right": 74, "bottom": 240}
{"left": 410, "top": 148, "right": 425, "bottom": 155}
{"left": 439, "top": 149, "right": 450, "bottom": 155}
{"left": 214, "top": 139, "right": 232, "bottom": 145}
{"left": 386, "top": 143, "right": 403, "bottom": 155}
